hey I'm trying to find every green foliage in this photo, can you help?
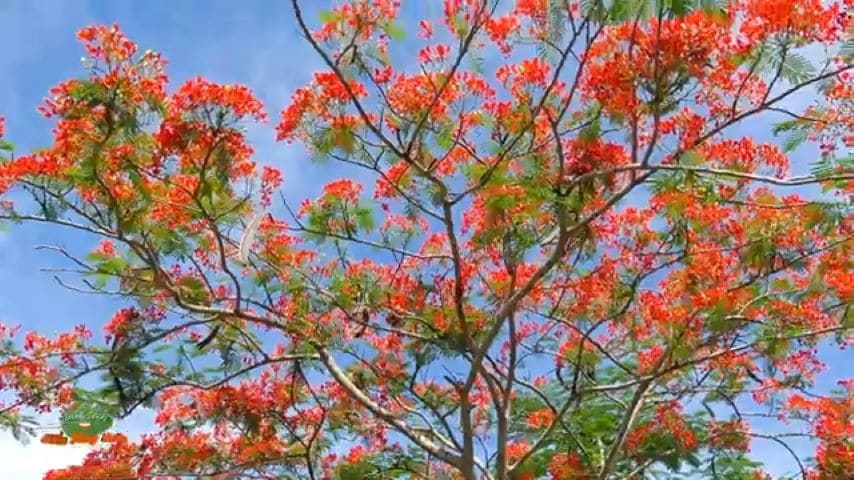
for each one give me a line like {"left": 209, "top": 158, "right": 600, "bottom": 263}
{"left": 695, "top": 454, "right": 765, "bottom": 479}
{"left": 578, "top": 118, "right": 602, "bottom": 144}
{"left": 771, "top": 118, "right": 812, "bottom": 153}
{"left": 782, "top": 129, "right": 809, "bottom": 153}
{"left": 538, "top": 0, "right": 569, "bottom": 60}
{"left": 810, "top": 153, "right": 853, "bottom": 192}
{"left": 772, "top": 52, "right": 816, "bottom": 85}
{"left": 85, "top": 251, "right": 129, "bottom": 288}
{"left": 318, "top": 10, "right": 337, "bottom": 23}
{"left": 679, "top": 150, "right": 706, "bottom": 165}
{"left": 665, "top": 0, "right": 694, "bottom": 16}
{"left": 698, "top": 0, "right": 729, "bottom": 15}
{"left": 581, "top": 0, "right": 728, "bottom": 23}
{"left": 435, "top": 123, "right": 455, "bottom": 150}
{"left": 0, "top": 411, "right": 39, "bottom": 443}
{"left": 385, "top": 22, "right": 407, "bottom": 40}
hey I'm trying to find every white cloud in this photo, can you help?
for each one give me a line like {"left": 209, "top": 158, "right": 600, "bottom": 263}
{"left": 0, "top": 408, "right": 153, "bottom": 479}
{"left": 0, "top": 433, "right": 95, "bottom": 479}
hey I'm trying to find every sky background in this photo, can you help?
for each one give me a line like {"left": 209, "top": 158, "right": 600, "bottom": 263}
{"left": 0, "top": 1, "right": 849, "bottom": 478}
{"left": 0, "top": 1, "right": 326, "bottom": 476}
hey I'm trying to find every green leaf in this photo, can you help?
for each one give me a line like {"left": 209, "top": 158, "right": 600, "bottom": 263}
{"left": 386, "top": 22, "right": 407, "bottom": 40}
{"left": 318, "top": 10, "right": 336, "bottom": 23}
{"left": 700, "top": 0, "right": 729, "bottom": 16}
{"left": 810, "top": 159, "right": 834, "bottom": 179}
{"left": 452, "top": 16, "right": 467, "bottom": 36}
{"left": 100, "top": 257, "right": 127, "bottom": 274}
{"left": 545, "top": 0, "right": 566, "bottom": 46}
{"left": 680, "top": 150, "right": 706, "bottom": 165}
{"left": 354, "top": 206, "right": 375, "bottom": 232}
{"left": 772, "top": 277, "right": 793, "bottom": 291}
{"left": 579, "top": 118, "right": 601, "bottom": 144}
{"left": 338, "top": 461, "right": 378, "bottom": 480}
{"left": 0, "top": 412, "right": 38, "bottom": 443}
{"left": 0, "top": 140, "right": 14, "bottom": 151}
{"left": 607, "top": 0, "right": 632, "bottom": 22}
{"left": 152, "top": 344, "right": 173, "bottom": 353}
{"left": 771, "top": 119, "right": 801, "bottom": 135}
{"left": 667, "top": 0, "right": 693, "bottom": 16}
{"left": 774, "top": 52, "right": 816, "bottom": 85}
{"left": 436, "top": 124, "right": 454, "bottom": 150}
{"left": 782, "top": 129, "right": 808, "bottom": 153}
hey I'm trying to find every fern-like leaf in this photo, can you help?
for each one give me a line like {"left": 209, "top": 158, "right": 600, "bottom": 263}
{"left": 782, "top": 129, "right": 809, "bottom": 153}
{"left": 770, "top": 51, "right": 816, "bottom": 85}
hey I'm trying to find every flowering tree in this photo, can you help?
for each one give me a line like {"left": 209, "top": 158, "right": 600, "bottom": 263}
{"left": 1, "top": 0, "right": 852, "bottom": 478}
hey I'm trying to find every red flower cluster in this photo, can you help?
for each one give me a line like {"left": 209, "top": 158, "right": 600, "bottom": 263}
{"left": 77, "top": 24, "right": 138, "bottom": 62}
{"left": 169, "top": 77, "right": 267, "bottom": 122}
{"left": 627, "top": 402, "right": 698, "bottom": 454}
{"left": 0, "top": 3, "right": 851, "bottom": 477}
{"left": 708, "top": 419, "right": 751, "bottom": 452}
{"left": 313, "top": 0, "right": 401, "bottom": 42}
{"left": 526, "top": 407, "right": 555, "bottom": 428}
{"left": 548, "top": 452, "right": 588, "bottom": 480}
{"left": 786, "top": 389, "right": 854, "bottom": 478}
{"left": 322, "top": 178, "right": 363, "bottom": 203}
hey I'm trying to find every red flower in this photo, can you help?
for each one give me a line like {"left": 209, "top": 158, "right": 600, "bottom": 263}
{"left": 527, "top": 407, "right": 555, "bottom": 428}
{"left": 549, "top": 452, "right": 586, "bottom": 480}
{"left": 260, "top": 166, "right": 283, "bottom": 207}
{"left": 506, "top": 440, "right": 531, "bottom": 462}
{"left": 77, "top": 24, "right": 137, "bottom": 62}
{"left": 637, "top": 345, "right": 665, "bottom": 375}
{"left": 323, "top": 178, "right": 363, "bottom": 203}
{"left": 94, "top": 240, "right": 117, "bottom": 257}
{"left": 419, "top": 20, "right": 434, "bottom": 38}
{"left": 170, "top": 77, "right": 267, "bottom": 122}
{"left": 104, "top": 308, "right": 138, "bottom": 342}
{"left": 347, "top": 445, "right": 366, "bottom": 464}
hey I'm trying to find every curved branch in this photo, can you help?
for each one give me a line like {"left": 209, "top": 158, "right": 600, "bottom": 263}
{"left": 314, "top": 346, "right": 464, "bottom": 468}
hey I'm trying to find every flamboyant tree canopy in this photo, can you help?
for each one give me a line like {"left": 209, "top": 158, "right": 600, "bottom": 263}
{"left": 0, "top": 0, "right": 852, "bottom": 479}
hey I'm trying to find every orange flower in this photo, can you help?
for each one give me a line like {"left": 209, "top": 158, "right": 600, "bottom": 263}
{"left": 322, "top": 178, "right": 363, "bottom": 203}
{"left": 505, "top": 440, "right": 531, "bottom": 462}
{"left": 527, "top": 407, "right": 555, "bottom": 428}
{"left": 549, "top": 452, "right": 586, "bottom": 480}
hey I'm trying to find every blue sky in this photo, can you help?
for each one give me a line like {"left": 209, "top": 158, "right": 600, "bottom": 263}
{"left": 0, "top": 1, "right": 849, "bottom": 478}
{"left": 0, "top": 1, "right": 329, "bottom": 475}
